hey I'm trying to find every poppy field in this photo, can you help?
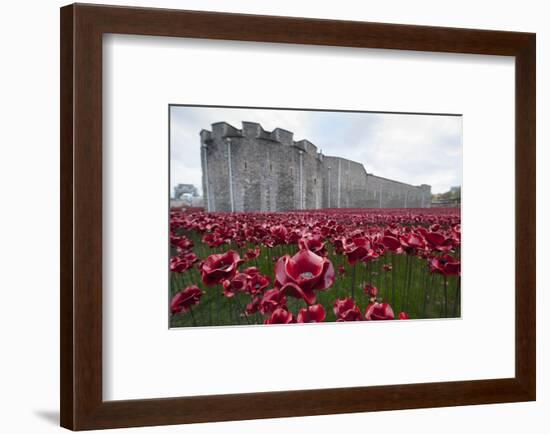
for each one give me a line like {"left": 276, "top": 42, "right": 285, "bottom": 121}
{"left": 170, "top": 208, "right": 461, "bottom": 327}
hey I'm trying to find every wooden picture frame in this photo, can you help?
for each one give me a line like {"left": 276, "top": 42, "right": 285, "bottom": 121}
{"left": 60, "top": 3, "right": 536, "bottom": 430}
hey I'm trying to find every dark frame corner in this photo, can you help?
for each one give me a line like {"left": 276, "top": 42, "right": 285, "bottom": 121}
{"left": 60, "top": 3, "right": 536, "bottom": 430}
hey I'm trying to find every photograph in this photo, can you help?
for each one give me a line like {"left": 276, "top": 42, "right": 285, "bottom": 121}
{"left": 169, "top": 105, "right": 462, "bottom": 328}
{"left": 0, "top": 1, "right": 538, "bottom": 432}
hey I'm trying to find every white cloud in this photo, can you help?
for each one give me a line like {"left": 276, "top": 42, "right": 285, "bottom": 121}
{"left": 170, "top": 106, "right": 462, "bottom": 195}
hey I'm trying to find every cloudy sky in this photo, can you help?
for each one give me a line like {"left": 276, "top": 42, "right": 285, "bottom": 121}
{"left": 170, "top": 105, "right": 462, "bottom": 196}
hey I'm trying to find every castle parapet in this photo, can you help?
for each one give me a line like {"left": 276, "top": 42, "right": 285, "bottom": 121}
{"left": 242, "top": 121, "right": 263, "bottom": 138}
{"left": 211, "top": 121, "right": 242, "bottom": 139}
{"left": 271, "top": 128, "right": 294, "bottom": 146}
{"left": 212, "top": 122, "right": 242, "bottom": 138}
{"left": 199, "top": 129, "right": 212, "bottom": 146}
{"left": 294, "top": 139, "right": 317, "bottom": 154}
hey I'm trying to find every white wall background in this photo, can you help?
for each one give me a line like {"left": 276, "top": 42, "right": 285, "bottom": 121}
{"left": 0, "top": 0, "right": 545, "bottom": 433}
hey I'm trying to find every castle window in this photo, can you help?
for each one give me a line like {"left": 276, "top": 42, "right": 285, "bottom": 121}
{"left": 244, "top": 161, "right": 247, "bottom": 170}
{"left": 314, "top": 178, "right": 317, "bottom": 185}
{"left": 270, "top": 163, "right": 273, "bottom": 172}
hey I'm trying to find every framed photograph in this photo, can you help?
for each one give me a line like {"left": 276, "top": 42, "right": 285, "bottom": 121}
{"left": 168, "top": 105, "right": 461, "bottom": 328}
{"left": 60, "top": 3, "right": 536, "bottom": 430}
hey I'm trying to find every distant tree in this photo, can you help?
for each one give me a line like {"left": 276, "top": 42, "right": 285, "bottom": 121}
{"left": 174, "top": 184, "right": 199, "bottom": 200}
{"left": 432, "top": 186, "right": 461, "bottom": 203}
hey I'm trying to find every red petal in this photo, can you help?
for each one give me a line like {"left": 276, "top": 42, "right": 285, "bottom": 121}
{"left": 274, "top": 255, "right": 292, "bottom": 287}
{"left": 279, "top": 282, "right": 317, "bottom": 305}
{"left": 315, "top": 259, "right": 335, "bottom": 290}
{"left": 308, "top": 304, "right": 326, "bottom": 322}
{"left": 286, "top": 250, "right": 324, "bottom": 281}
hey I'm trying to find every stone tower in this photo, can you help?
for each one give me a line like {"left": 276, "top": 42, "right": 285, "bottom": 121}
{"left": 200, "top": 121, "right": 431, "bottom": 212}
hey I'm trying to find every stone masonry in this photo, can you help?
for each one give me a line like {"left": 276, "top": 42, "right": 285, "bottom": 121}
{"left": 200, "top": 121, "right": 431, "bottom": 212}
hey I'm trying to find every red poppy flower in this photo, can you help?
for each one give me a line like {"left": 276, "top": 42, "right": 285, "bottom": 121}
{"left": 381, "top": 235, "right": 403, "bottom": 253}
{"left": 342, "top": 236, "right": 376, "bottom": 265}
{"left": 259, "top": 288, "right": 287, "bottom": 314}
{"left": 170, "top": 285, "right": 204, "bottom": 314}
{"left": 200, "top": 250, "right": 243, "bottom": 286}
{"left": 424, "top": 232, "right": 454, "bottom": 252}
{"left": 222, "top": 273, "right": 250, "bottom": 298}
{"left": 297, "top": 304, "right": 326, "bottom": 323}
{"left": 243, "top": 267, "right": 271, "bottom": 295}
{"left": 400, "top": 232, "right": 426, "bottom": 251}
{"left": 452, "top": 224, "right": 461, "bottom": 241}
{"left": 275, "top": 249, "right": 335, "bottom": 304}
{"left": 364, "top": 284, "right": 379, "bottom": 298}
{"left": 333, "top": 298, "right": 362, "bottom": 321}
{"left": 264, "top": 307, "right": 294, "bottom": 324}
{"left": 246, "top": 296, "right": 261, "bottom": 315}
{"left": 202, "top": 233, "right": 226, "bottom": 248}
{"left": 398, "top": 312, "right": 410, "bottom": 320}
{"left": 299, "top": 235, "right": 327, "bottom": 257}
{"left": 429, "top": 254, "right": 461, "bottom": 276}
{"left": 332, "top": 237, "right": 346, "bottom": 254}
{"left": 169, "top": 252, "right": 198, "bottom": 273}
{"left": 270, "top": 225, "right": 288, "bottom": 244}
{"left": 338, "top": 265, "right": 346, "bottom": 275}
{"left": 287, "top": 229, "right": 303, "bottom": 245}
{"left": 245, "top": 247, "right": 261, "bottom": 261}
{"left": 170, "top": 234, "right": 194, "bottom": 251}
{"left": 365, "top": 302, "right": 395, "bottom": 320}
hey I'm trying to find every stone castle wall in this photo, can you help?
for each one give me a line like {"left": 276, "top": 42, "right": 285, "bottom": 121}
{"left": 200, "top": 121, "right": 432, "bottom": 212}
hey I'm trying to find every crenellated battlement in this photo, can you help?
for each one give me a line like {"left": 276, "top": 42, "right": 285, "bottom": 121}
{"left": 201, "top": 122, "right": 320, "bottom": 153}
{"left": 271, "top": 128, "right": 294, "bottom": 146}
